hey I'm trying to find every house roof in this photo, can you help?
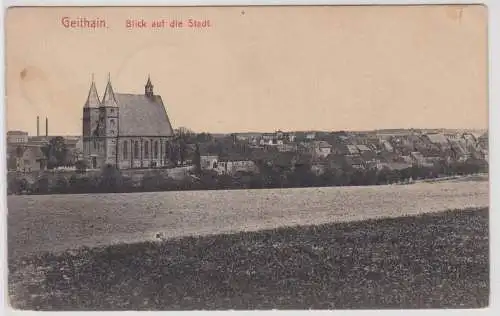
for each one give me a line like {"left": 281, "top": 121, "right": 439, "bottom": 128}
{"left": 385, "top": 162, "right": 412, "bottom": 170}
{"left": 425, "top": 133, "right": 449, "bottom": 145}
{"left": 345, "top": 156, "right": 364, "bottom": 166}
{"left": 411, "top": 151, "right": 424, "bottom": 159}
{"left": 478, "top": 132, "right": 488, "bottom": 141}
{"left": 114, "top": 93, "right": 174, "bottom": 137}
{"left": 314, "top": 141, "right": 332, "bottom": 148}
{"left": 7, "top": 130, "right": 28, "bottom": 136}
{"left": 346, "top": 145, "right": 360, "bottom": 155}
{"left": 356, "top": 145, "right": 371, "bottom": 151}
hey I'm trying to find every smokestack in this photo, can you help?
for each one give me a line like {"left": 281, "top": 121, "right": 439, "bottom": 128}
{"left": 36, "top": 116, "right": 40, "bottom": 137}
{"left": 45, "top": 117, "right": 48, "bottom": 137}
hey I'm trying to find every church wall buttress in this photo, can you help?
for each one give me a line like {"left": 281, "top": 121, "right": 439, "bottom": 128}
{"left": 102, "top": 106, "right": 119, "bottom": 166}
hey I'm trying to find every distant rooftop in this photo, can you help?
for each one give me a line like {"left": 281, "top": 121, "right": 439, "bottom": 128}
{"left": 7, "top": 130, "right": 28, "bottom": 135}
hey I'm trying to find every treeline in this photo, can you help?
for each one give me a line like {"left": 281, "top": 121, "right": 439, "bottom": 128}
{"left": 7, "top": 158, "right": 488, "bottom": 195}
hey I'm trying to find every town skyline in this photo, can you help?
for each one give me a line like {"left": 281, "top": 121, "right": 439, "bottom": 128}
{"left": 5, "top": 6, "right": 488, "bottom": 135}
{"left": 7, "top": 121, "right": 488, "bottom": 138}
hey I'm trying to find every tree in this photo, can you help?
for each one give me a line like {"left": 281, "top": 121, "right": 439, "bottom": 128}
{"left": 69, "top": 174, "right": 97, "bottom": 194}
{"left": 176, "top": 127, "right": 195, "bottom": 142}
{"left": 34, "top": 175, "right": 50, "bottom": 194}
{"left": 41, "top": 137, "right": 69, "bottom": 169}
{"left": 98, "top": 164, "right": 123, "bottom": 193}
{"left": 7, "top": 146, "right": 26, "bottom": 171}
{"left": 53, "top": 175, "right": 69, "bottom": 194}
{"left": 75, "top": 160, "right": 88, "bottom": 174}
{"left": 8, "top": 177, "right": 22, "bottom": 194}
{"left": 193, "top": 143, "right": 202, "bottom": 175}
{"left": 196, "top": 133, "right": 213, "bottom": 143}
{"left": 178, "top": 139, "right": 187, "bottom": 166}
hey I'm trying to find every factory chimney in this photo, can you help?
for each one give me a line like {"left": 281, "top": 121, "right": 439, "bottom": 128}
{"left": 36, "top": 116, "right": 40, "bottom": 137}
{"left": 45, "top": 117, "right": 48, "bottom": 137}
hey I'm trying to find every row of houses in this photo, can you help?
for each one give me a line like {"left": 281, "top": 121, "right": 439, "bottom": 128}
{"left": 199, "top": 129, "right": 488, "bottom": 176}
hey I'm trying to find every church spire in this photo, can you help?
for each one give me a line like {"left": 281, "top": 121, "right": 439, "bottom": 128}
{"left": 84, "top": 73, "right": 101, "bottom": 108}
{"left": 102, "top": 73, "right": 118, "bottom": 107}
{"left": 145, "top": 74, "right": 154, "bottom": 97}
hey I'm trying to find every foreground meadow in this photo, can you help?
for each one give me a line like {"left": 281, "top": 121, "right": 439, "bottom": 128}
{"left": 9, "top": 207, "right": 489, "bottom": 310}
{"left": 8, "top": 180, "right": 489, "bottom": 260}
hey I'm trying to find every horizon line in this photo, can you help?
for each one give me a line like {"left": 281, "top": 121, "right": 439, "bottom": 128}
{"left": 11, "top": 126, "right": 489, "bottom": 137}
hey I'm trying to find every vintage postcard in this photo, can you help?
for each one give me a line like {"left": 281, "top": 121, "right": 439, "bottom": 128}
{"left": 4, "top": 4, "right": 489, "bottom": 310}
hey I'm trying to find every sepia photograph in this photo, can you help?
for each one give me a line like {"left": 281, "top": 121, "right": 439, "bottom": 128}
{"left": 4, "top": 5, "right": 489, "bottom": 310}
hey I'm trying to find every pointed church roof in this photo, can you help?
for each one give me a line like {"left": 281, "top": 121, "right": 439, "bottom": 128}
{"left": 84, "top": 75, "right": 100, "bottom": 108}
{"left": 101, "top": 74, "right": 119, "bottom": 107}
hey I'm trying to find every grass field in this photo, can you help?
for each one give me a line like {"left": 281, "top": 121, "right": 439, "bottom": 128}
{"left": 8, "top": 207, "right": 489, "bottom": 310}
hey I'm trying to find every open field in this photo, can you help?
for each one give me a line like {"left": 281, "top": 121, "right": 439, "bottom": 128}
{"left": 9, "top": 207, "right": 489, "bottom": 310}
{"left": 8, "top": 180, "right": 488, "bottom": 260}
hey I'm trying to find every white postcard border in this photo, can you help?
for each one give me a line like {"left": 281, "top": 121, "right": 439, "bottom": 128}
{"left": 0, "top": 1, "right": 497, "bottom": 316}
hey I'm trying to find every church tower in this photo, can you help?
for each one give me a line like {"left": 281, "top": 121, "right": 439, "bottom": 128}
{"left": 82, "top": 75, "right": 101, "bottom": 168}
{"left": 100, "top": 74, "right": 120, "bottom": 166}
{"left": 145, "top": 75, "right": 154, "bottom": 97}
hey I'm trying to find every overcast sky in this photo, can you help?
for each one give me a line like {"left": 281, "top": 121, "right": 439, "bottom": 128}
{"left": 5, "top": 5, "right": 488, "bottom": 135}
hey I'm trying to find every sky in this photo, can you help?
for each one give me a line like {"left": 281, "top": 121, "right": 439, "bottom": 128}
{"left": 4, "top": 5, "right": 488, "bottom": 135}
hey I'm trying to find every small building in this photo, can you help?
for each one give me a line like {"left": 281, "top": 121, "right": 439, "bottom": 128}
{"left": 216, "top": 153, "right": 259, "bottom": 175}
{"left": 381, "top": 140, "right": 394, "bottom": 152}
{"left": 312, "top": 141, "right": 332, "bottom": 158}
{"left": 200, "top": 155, "right": 219, "bottom": 170}
{"left": 7, "top": 131, "right": 28, "bottom": 144}
{"left": 277, "top": 143, "right": 298, "bottom": 152}
{"left": 305, "top": 132, "right": 316, "bottom": 140}
{"left": 377, "top": 162, "right": 412, "bottom": 171}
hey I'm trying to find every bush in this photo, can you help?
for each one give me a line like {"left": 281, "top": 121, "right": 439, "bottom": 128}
{"left": 68, "top": 174, "right": 98, "bottom": 194}
{"left": 98, "top": 164, "right": 123, "bottom": 193}
{"left": 141, "top": 171, "right": 167, "bottom": 191}
{"left": 75, "top": 160, "right": 88, "bottom": 174}
{"left": 52, "top": 175, "right": 69, "bottom": 194}
{"left": 34, "top": 175, "right": 50, "bottom": 194}
{"left": 7, "top": 177, "right": 21, "bottom": 195}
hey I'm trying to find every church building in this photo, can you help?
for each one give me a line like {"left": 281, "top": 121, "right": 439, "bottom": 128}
{"left": 82, "top": 75, "right": 175, "bottom": 169}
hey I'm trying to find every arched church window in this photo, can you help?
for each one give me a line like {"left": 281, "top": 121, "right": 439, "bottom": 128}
{"left": 134, "top": 141, "right": 139, "bottom": 159}
{"left": 154, "top": 141, "right": 159, "bottom": 159}
{"left": 110, "top": 119, "right": 116, "bottom": 128}
{"left": 123, "top": 141, "right": 128, "bottom": 159}
{"left": 144, "top": 141, "right": 150, "bottom": 159}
